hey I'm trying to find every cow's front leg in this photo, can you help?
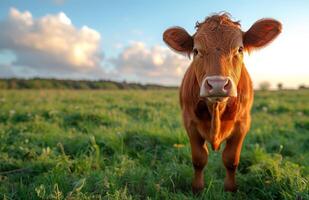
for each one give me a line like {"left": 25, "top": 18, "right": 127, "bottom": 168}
{"left": 222, "top": 121, "right": 248, "bottom": 192}
{"left": 188, "top": 127, "right": 209, "bottom": 193}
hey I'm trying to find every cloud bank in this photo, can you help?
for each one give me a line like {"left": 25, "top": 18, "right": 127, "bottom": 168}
{"left": 0, "top": 8, "right": 190, "bottom": 85}
{"left": 111, "top": 42, "right": 190, "bottom": 85}
{"left": 0, "top": 8, "right": 106, "bottom": 79}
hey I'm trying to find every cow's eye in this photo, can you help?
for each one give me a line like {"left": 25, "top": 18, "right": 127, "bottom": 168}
{"left": 238, "top": 46, "right": 244, "bottom": 54}
{"left": 193, "top": 48, "right": 199, "bottom": 57}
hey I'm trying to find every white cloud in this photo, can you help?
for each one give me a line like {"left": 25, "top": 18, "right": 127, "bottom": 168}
{"left": 111, "top": 41, "right": 190, "bottom": 85}
{"left": 0, "top": 8, "right": 190, "bottom": 84}
{"left": 0, "top": 7, "right": 107, "bottom": 79}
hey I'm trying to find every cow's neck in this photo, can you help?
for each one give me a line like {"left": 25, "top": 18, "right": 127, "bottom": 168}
{"left": 207, "top": 101, "right": 227, "bottom": 150}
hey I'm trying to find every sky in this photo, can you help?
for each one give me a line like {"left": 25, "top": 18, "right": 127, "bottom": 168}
{"left": 0, "top": 0, "right": 308, "bottom": 88}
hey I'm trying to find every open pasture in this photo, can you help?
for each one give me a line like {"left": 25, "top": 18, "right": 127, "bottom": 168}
{"left": 0, "top": 90, "right": 308, "bottom": 199}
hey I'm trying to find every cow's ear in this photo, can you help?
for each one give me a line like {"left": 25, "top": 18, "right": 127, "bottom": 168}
{"left": 244, "top": 19, "right": 282, "bottom": 51}
{"left": 163, "top": 27, "right": 193, "bottom": 54}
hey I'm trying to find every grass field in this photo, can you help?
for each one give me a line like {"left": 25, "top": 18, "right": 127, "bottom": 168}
{"left": 0, "top": 89, "right": 308, "bottom": 200}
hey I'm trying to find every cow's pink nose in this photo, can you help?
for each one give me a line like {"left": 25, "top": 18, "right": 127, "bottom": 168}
{"left": 204, "top": 76, "right": 232, "bottom": 97}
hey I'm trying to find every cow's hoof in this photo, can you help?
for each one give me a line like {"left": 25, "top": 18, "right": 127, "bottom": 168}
{"left": 192, "top": 183, "right": 204, "bottom": 194}
{"left": 224, "top": 182, "right": 238, "bottom": 192}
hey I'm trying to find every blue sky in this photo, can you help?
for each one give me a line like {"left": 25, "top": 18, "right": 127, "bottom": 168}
{"left": 1, "top": 0, "right": 307, "bottom": 56}
{"left": 0, "top": 0, "right": 308, "bottom": 87}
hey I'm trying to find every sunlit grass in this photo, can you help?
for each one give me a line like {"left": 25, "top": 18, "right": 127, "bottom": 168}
{"left": 0, "top": 89, "right": 308, "bottom": 199}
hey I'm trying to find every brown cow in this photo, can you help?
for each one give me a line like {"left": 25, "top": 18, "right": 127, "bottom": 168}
{"left": 163, "top": 13, "right": 281, "bottom": 192}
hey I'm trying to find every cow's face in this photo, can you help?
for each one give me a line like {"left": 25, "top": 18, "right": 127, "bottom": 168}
{"left": 163, "top": 14, "right": 281, "bottom": 103}
{"left": 192, "top": 19, "right": 243, "bottom": 102}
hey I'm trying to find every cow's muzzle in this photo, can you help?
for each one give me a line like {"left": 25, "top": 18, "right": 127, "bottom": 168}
{"left": 200, "top": 76, "right": 237, "bottom": 101}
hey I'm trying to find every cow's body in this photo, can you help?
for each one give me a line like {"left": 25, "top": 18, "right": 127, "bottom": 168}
{"left": 163, "top": 13, "right": 281, "bottom": 192}
{"left": 180, "top": 61, "right": 253, "bottom": 192}
{"left": 180, "top": 63, "right": 253, "bottom": 151}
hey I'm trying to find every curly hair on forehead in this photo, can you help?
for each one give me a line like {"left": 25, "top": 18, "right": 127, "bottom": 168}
{"left": 195, "top": 12, "right": 241, "bottom": 30}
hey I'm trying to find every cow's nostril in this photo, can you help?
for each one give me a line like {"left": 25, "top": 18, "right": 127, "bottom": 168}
{"left": 224, "top": 79, "right": 231, "bottom": 90}
{"left": 206, "top": 79, "right": 213, "bottom": 89}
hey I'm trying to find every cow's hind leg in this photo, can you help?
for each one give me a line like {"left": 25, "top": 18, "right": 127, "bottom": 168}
{"left": 188, "top": 128, "right": 209, "bottom": 193}
{"left": 222, "top": 122, "right": 248, "bottom": 192}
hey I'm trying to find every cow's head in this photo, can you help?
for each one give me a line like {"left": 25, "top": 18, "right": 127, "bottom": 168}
{"left": 163, "top": 13, "right": 281, "bottom": 103}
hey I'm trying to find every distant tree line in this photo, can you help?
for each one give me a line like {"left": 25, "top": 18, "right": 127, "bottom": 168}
{"left": 258, "top": 81, "right": 308, "bottom": 91}
{"left": 1, "top": 78, "right": 307, "bottom": 90}
{"left": 0, "top": 78, "right": 177, "bottom": 90}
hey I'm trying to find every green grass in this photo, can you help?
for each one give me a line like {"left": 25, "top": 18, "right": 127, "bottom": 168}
{"left": 0, "top": 89, "right": 308, "bottom": 200}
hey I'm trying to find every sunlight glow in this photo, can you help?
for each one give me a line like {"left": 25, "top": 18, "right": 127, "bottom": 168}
{"left": 244, "top": 23, "right": 309, "bottom": 89}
